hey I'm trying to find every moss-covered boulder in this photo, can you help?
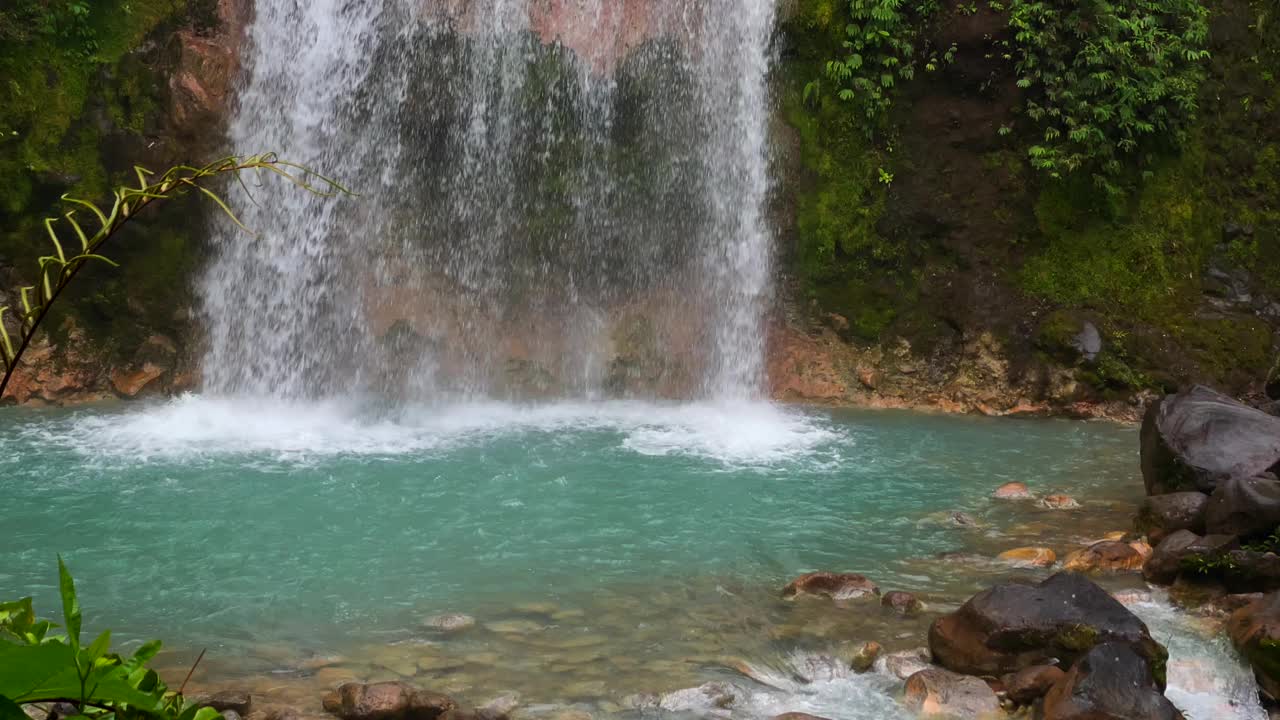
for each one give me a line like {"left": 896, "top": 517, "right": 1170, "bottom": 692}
{"left": 1228, "top": 592, "right": 1280, "bottom": 700}
{"left": 928, "top": 573, "right": 1168, "bottom": 683}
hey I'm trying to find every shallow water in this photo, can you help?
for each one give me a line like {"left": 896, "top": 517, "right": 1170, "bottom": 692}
{"left": 0, "top": 398, "right": 1258, "bottom": 718}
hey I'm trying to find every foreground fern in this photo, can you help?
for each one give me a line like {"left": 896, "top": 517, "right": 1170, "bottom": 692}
{"left": 0, "top": 154, "right": 350, "bottom": 401}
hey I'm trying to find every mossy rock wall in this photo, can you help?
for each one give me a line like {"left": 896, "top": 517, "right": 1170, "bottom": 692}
{"left": 777, "top": 0, "right": 1280, "bottom": 403}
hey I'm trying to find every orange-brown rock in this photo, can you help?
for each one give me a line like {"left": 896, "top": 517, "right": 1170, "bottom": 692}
{"left": 1040, "top": 494, "right": 1081, "bottom": 510}
{"left": 111, "top": 363, "right": 166, "bottom": 398}
{"left": 903, "top": 667, "right": 1000, "bottom": 718}
{"left": 766, "top": 327, "right": 847, "bottom": 402}
{"left": 998, "top": 547, "right": 1057, "bottom": 568}
{"left": 1003, "top": 664, "right": 1065, "bottom": 706}
{"left": 992, "top": 481, "right": 1033, "bottom": 500}
{"left": 781, "top": 572, "right": 879, "bottom": 601}
{"left": 1063, "top": 541, "right": 1146, "bottom": 573}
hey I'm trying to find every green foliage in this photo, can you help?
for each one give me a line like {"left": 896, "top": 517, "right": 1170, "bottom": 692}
{"left": 0, "top": 558, "right": 219, "bottom": 720}
{"left": 0, "top": 155, "right": 352, "bottom": 400}
{"left": 1009, "top": 0, "right": 1211, "bottom": 188}
{"left": 0, "top": 1, "right": 97, "bottom": 54}
{"left": 806, "top": 0, "right": 952, "bottom": 132}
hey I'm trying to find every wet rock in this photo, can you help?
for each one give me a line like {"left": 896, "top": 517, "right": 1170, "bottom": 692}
{"left": 1205, "top": 473, "right": 1280, "bottom": 540}
{"left": 928, "top": 572, "right": 1168, "bottom": 679}
{"left": 1141, "top": 386, "right": 1280, "bottom": 496}
{"left": 222, "top": 712, "right": 243, "bottom": 720}
{"left": 846, "top": 640, "right": 882, "bottom": 672}
{"left": 1062, "top": 540, "right": 1146, "bottom": 573}
{"left": 1135, "top": 492, "right": 1209, "bottom": 543}
{"left": 651, "top": 682, "right": 736, "bottom": 713}
{"left": 948, "top": 511, "right": 980, "bottom": 528}
{"left": 903, "top": 667, "right": 1000, "bottom": 718}
{"left": 1219, "top": 549, "right": 1280, "bottom": 593}
{"left": 248, "top": 705, "right": 299, "bottom": 720}
{"left": 1041, "top": 642, "right": 1184, "bottom": 720}
{"left": 322, "top": 682, "right": 457, "bottom": 720}
{"left": 439, "top": 711, "right": 506, "bottom": 720}
{"left": 782, "top": 572, "right": 879, "bottom": 601}
{"left": 1003, "top": 664, "right": 1065, "bottom": 706}
{"left": 1040, "top": 494, "right": 1080, "bottom": 510}
{"left": 1143, "top": 531, "right": 1239, "bottom": 585}
{"left": 992, "top": 482, "right": 1033, "bottom": 500}
{"left": 771, "top": 714, "right": 832, "bottom": 720}
{"left": 1228, "top": 592, "right": 1280, "bottom": 698}
{"left": 194, "top": 690, "right": 253, "bottom": 716}
{"left": 876, "top": 647, "right": 932, "bottom": 680}
{"left": 424, "top": 613, "right": 476, "bottom": 633}
{"left": 997, "top": 547, "right": 1056, "bottom": 568}
{"left": 881, "top": 591, "right": 924, "bottom": 615}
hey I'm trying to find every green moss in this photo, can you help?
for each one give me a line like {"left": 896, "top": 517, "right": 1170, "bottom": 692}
{"left": 1055, "top": 623, "right": 1100, "bottom": 652}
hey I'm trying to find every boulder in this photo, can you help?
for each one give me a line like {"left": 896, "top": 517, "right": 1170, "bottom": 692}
{"left": 1142, "top": 531, "right": 1239, "bottom": 585}
{"left": 322, "top": 682, "right": 457, "bottom": 720}
{"left": 1140, "top": 386, "right": 1280, "bottom": 496}
{"left": 1062, "top": 540, "right": 1146, "bottom": 573}
{"left": 928, "top": 573, "right": 1167, "bottom": 680}
{"left": 993, "top": 482, "right": 1033, "bottom": 500}
{"left": 1219, "top": 549, "right": 1280, "bottom": 593}
{"left": 881, "top": 591, "right": 924, "bottom": 615}
{"left": 1003, "top": 664, "right": 1065, "bottom": 706}
{"left": 1205, "top": 473, "right": 1280, "bottom": 540}
{"left": 997, "top": 547, "right": 1056, "bottom": 568}
{"left": 1135, "top": 492, "right": 1209, "bottom": 543}
{"left": 1040, "top": 494, "right": 1080, "bottom": 510}
{"left": 1041, "top": 642, "right": 1184, "bottom": 720}
{"left": 782, "top": 572, "right": 879, "bottom": 601}
{"left": 902, "top": 667, "right": 1000, "bottom": 718}
{"left": 1228, "top": 592, "right": 1280, "bottom": 699}
{"left": 195, "top": 691, "right": 253, "bottom": 716}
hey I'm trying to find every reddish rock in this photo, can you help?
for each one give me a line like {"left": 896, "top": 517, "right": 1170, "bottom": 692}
{"left": 881, "top": 591, "right": 924, "bottom": 615}
{"left": 782, "top": 572, "right": 879, "bottom": 601}
{"left": 1228, "top": 592, "right": 1280, "bottom": 698}
{"left": 1003, "top": 664, "right": 1065, "bottom": 706}
{"left": 111, "top": 363, "right": 166, "bottom": 398}
{"left": 322, "top": 682, "right": 456, "bottom": 720}
{"left": 766, "top": 328, "right": 847, "bottom": 402}
{"left": 1040, "top": 494, "right": 1081, "bottom": 510}
{"left": 992, "top": 481, "right": 1033, "bottom": 500}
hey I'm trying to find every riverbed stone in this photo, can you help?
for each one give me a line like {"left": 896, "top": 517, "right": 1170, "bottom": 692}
{"left": 992, "top": 481, "right": 1033, "bottom": 500}
{"left": 881, "top": 591, "right": 923, "bottom": 615}
{"left": 1040, "top": 494, "right": 1080, "bottom": 510}
{"left": 1141, "top": 385, "right": 1280, "bottom": 496}
{"left": 194, "top": 690, "right": 253, "bottom": 716}
{"left": 1062, "top": 540, "right": 1146, "bottom": 573}
{"left": 1205, "top": 473, "right": 1280, "bottom": 540}
{"left": 928, "top": 572, "right": 1167, "bottom": 680}
{"left": 902, "top": 667, "right": 1000, "bottom": 718}
{"left": 1228, "top": 591, "right": 1280, "bottom": 698}
{"left": 876, "top": 647, "right": 932, "bottom": 680}
{"left": 1041, "top": 642, "right": 1183, "bottom": 720}
{"left": 1003, "top": 664, "right": 1064, "bottom": 706}
{"left": 1136, "top": 492, "right": 1209, "bottom": 543}
{"left": 997, "top": 547, "right": 1056, "bottom": 568}
{"left": 782, "top": 572, "right": 879, "bottom": 601}
{"left": 424, "top": 614, "right": 476, "bottom": 633}
{"left": 322, "top": 682, "right": 457, "bottom": 720}
{"left": 845, "top": 640, "right": 882, "bottom": 672}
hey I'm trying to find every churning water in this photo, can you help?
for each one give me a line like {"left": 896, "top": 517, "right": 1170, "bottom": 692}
{"left": 201, "top": 0, "right": 777, "bottom": 401}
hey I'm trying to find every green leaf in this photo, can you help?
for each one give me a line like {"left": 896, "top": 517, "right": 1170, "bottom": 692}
{"left": 0, "top": 641, "right": 163, "bottom": 710}
{"left": 84, "top": 630, "right": 111, "bottom": 665}
{"left": 0, "top": 696, "right": 28, "bottom": 720}
{"left": 57, "top": 556, "right": 81, "bottom": 653}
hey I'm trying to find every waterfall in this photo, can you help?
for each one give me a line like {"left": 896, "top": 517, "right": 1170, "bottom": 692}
{"left": 201, "top": 0, "right": 777, "bottom": 403}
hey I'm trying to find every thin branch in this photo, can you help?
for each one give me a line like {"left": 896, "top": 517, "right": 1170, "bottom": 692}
{"left": 0, "top": 154, "right": 352, "bottom": 401}
{"left": 178, "top": 648, "right": 206, "bottom": 696}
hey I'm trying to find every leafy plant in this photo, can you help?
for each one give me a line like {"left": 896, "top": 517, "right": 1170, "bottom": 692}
{"left": 0, "top": 558, "right": 219, "bottom": 720}
{"left": 1008, "top": 0, "right": 1211, "bottom": 189}
{"left": 807, "top": 0, "right": 954, "bottom": 132}
{"left": 0, "top": 154, "right": 352, "bottom": 401}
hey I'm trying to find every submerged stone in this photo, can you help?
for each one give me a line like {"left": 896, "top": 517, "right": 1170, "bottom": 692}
{"left": 781, "top": 572, "right": 879, "bottom": 601}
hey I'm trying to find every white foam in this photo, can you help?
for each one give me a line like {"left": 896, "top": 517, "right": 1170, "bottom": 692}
{"left": 16, "top": 394, "right": 842, "bottom": 467}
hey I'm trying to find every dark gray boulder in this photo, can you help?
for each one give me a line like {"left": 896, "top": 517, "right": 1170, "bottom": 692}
{"left": 1143, "top": 531, "right": 1239, "bottom": 585}
{"left": 1140, "top": 386, "right": 1280, "bottom": 496}
{"left": 928, "top": 573, "right": 1167, "bottom": 681}
{"left": 1041, "top": 642, "right": 1184, "bottom": 720}
{"left": 1135, "top": 492, "right": 1208, "bottom": 543}
{"left": 1205, "top": 473, "right": 1280, "bottom": 540}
